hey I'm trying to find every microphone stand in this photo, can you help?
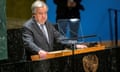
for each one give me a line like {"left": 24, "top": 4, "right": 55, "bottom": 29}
{"left": 70, "top": 40, "right": 77, "bottom": 72}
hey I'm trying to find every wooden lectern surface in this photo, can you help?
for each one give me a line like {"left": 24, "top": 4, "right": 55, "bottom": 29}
{"left": 31, "top": 45, "right": 105, "bottom": 61}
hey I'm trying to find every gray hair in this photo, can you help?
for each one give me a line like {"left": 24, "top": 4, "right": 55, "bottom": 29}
{"left": 31, "top": 0, "right": 48, "bottom": 14}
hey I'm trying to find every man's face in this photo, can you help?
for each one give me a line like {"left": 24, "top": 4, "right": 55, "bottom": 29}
{"left": 34, "top": 6, "right": 48, "bottom": 24}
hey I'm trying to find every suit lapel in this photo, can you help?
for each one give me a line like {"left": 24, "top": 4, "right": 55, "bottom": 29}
{"left": 45, "top": 22, "right": 52, "bottom": 44}
{"left": 32, "top": 19, "right": 49, "bottom": 44}
{"left": 33, "top": 20, "right": 43, "bottom": 35}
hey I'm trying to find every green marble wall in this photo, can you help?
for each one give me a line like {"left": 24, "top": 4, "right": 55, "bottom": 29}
{"left": 0, "top": 0, "right": 7, "bottom": 60}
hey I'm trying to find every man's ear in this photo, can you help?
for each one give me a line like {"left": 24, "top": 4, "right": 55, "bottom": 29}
{"left": 32, "top": 13, "right": 36, "bottom": 17}
{"left": 32, "top": 15, "right": 35, "bottom": 18}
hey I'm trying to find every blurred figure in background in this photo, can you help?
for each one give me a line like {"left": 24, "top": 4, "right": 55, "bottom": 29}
{"left": 54, "top": 0, "right": 84, "bottom": 39}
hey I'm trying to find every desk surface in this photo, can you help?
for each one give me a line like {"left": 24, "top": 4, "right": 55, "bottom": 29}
{"left": 31, "top": 45, "right": 105, "bottom": 61}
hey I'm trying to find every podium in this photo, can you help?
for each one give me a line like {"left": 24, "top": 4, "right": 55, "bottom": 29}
{"left": 31, "top": 45, "right": 105, "bottom": 61}
{"left": 1, "top": 45, "right": 117, "bottom": 72}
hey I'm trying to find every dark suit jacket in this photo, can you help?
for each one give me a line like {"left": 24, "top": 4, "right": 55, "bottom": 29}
{"left": 54, "top": 0, "right": 84, "bottom": 20}
{"left": 22, "top": 18, "right": 64, "bottom": 60}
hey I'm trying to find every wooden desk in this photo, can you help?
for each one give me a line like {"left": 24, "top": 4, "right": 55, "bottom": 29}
{"left": 31, "top": 45, "right": 105, "bottom": 61}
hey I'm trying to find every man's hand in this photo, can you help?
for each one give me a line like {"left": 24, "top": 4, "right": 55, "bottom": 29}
{"left": 38, "top": 50, "right": 48, "bottom": 59}
{"left": 76, "top": 44, "right": 88, "bottom": 49}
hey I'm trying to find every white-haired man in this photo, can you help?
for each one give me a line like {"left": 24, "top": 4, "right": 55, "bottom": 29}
{"left": 23, "top": 0, "right": 87, "bottom": 60}
{"left": 22, "top": 1, "right": 87, "bottom": 71}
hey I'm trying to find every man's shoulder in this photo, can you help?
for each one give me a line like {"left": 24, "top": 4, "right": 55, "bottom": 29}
{"left": 23, "top": 18, "right": 34, "bottom": 27}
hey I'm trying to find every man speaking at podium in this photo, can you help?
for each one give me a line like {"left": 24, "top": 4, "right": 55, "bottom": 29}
{"left": 22, "top": 0, "right": 87, "bottom": 72}
{"left": 22, "top": 0, "right": 87, "bottom": 60}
